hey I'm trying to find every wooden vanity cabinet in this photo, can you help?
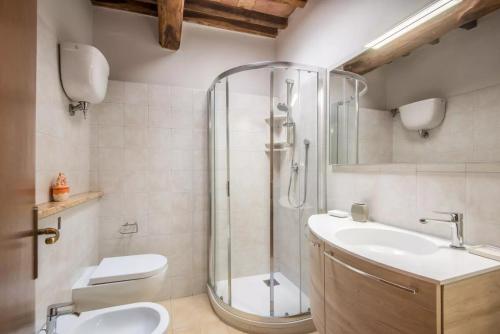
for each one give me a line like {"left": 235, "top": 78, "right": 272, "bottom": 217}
{"left": 308, "top": 232, "right": 325, "bottom": 333}
{"left": 310, "top": 236, "right": 500, "bottom": 334}
{"left": 442, "top": 269, "right": 500, "bottom": 334}
{"left": 323, "top": 244, "right": 440, "bottom": 334}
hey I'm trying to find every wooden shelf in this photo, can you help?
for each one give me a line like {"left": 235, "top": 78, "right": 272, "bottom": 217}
{"left": 36, "top": 191, "right": 104, "bottom": 220}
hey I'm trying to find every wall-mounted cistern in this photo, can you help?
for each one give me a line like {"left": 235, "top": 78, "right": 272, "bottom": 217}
{"left": 419, "top": 211, "right": 465, "bottom": 249}
{"left": 60, "top": 43, "right": 110, "bottom": 119}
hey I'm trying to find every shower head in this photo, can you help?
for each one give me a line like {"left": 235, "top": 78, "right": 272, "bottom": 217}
{"left": 304, "top": 139, "right": 310, "bottom": 147}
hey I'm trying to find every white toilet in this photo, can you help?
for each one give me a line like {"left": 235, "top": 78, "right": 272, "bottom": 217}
{"left": 72, "top": 254, "right": 168, "bottom": 311}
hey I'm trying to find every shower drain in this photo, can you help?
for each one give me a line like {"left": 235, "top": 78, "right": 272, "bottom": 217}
{"left": 263, "top": 278, "right": 280, "bottom": 287}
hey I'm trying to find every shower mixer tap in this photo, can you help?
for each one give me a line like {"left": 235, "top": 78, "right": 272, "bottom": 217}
{"left": 287, "top": 139, "right": 310, "bottom": 208}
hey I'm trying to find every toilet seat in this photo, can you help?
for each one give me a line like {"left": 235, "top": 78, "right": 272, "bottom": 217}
{"left": 89, "top": 254, "right": 168, "bottom": 285}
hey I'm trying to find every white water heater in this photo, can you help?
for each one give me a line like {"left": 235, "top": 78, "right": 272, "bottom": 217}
{"left": 60, "top": 43, "right": 110, "bottom": 118}
{"left": 398, "top": 98, "right": 446, "bottom": 137}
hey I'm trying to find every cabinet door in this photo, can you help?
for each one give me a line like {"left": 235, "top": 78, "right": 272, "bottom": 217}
{"left": 324, "top": 245, "right": 440, "bottom": 334}
{"left": 443, "top": 269, "right": 500, "bottom": 334}
{"left": 309, "top": 232, "right": 325, "bottom": 333}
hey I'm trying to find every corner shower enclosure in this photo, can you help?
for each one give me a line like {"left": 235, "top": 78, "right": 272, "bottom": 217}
{"left": 207, "top": 62, "right": 326, "bottom": 333}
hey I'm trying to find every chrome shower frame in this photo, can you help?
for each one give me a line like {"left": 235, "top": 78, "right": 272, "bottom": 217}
{"left": 328, "top": 69, "right": 368, "bottom": 165}
{"left": 207, "top": 61, "right": 327, "bottom": 333}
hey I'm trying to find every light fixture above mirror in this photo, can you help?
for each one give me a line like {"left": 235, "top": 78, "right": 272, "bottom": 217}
{"left": 365, "top": 0, "right": 463, "bottom": 50}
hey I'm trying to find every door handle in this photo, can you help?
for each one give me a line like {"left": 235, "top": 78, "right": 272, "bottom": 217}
{"left": 324, "top": 251, "right": 417, "bottom": 294}
{"left": 38, "top": 227, "right": 60, "bottom": 244}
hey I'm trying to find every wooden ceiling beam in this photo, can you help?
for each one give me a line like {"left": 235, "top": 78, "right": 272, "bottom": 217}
{"left": 344, "top": 0, "right": 500, "bottom": 74}
{"left": 158, "top": 0, "right": 185, "bottom": 50}
{"left": 90, "top": 0, "right": 299, "bottom": 42}
{"left": 91, "top": 0, "right": 157, "bottom": 16}
{"left": 184, "top": 10, "right": 278, "bottom": 37}
{"left": 270, "top": 0, "right": 307, "bottom": 8}
{"left": 185, "top": 0, "right": 287, "bottom": 29}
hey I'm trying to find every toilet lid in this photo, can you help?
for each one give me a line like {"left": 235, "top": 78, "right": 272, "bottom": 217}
{"left": 89, "top": 254, "right": 168, "bottom": 285}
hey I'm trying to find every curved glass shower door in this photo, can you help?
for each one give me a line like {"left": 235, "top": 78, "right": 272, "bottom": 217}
{"left": 208, "top": 62, "right": 326, "bottom": 325}
{"left": 209, "top": 78, "right": 230, "bottom": 303}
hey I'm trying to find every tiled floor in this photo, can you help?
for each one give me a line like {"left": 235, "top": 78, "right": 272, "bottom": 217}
{"left": 158, "top": 293, "right": 318, "bottom": 334}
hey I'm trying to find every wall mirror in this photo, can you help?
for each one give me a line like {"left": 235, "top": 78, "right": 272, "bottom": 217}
{"left": 329, "top": 0, "right": 500, "bottom": 165}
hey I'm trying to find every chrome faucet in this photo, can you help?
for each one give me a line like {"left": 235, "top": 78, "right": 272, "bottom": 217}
{"left": 44, "top": 302, "right": 80, "bottom": 334}
{"left": 419, "top": 211, "right": 465, "bottom": 249}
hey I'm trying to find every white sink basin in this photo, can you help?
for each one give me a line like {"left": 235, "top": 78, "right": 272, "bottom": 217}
{"left": 56, "top": 302, "right": 169, "bottom": 334}
{"left": 308, "top": 214, "right": 500, "bottom": 284}
{"left": 335, "top": 227, "right": 439, "bottom": 256}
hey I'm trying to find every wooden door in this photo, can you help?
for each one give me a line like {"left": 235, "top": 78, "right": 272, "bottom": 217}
{"left": 0, "top": 0, "right": 37, "bottom": 333}
{"left": 324, "top": 245, "right": 440, "bottom": 334}
{"left": 308, "top": 232, "right": 325, "bottom": 333}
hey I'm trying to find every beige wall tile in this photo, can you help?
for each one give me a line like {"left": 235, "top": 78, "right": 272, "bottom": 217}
{"left": 35, "top": 12, "right": 99, "bottom": 330}
{"left": 93, "top": 80, "right": 270, "bottom": 300}
{"left": 466, "top": 172, "right": 500, "bottom": 246}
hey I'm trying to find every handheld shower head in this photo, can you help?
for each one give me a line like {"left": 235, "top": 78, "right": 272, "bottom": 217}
{"left": 304, "top": 139, "right": 310, "bottom": 147}
{"left": 278, "top": 79, "right": 295, "bottom": 113}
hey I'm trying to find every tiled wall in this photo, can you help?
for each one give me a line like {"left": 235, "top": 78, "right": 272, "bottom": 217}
{"left": 357, "top": 83, "right": 500, "bottom": 165}
{"left": 36, "top": 205, "right": 99, "bottom": 330}
{"left": 227, "top": 92, "right": 271, "bottom": 278}
{"left": 327, "top": 163, "right": 500, "bottom": 247}
{"left": 36, "top": 21, "right": 92, "bottom": 205}
{"left": 35, "top": 13, "right": 99, "bottom": 331}
{"left": 91, "top": 80, "right": 208, "bottom": 298}
{"left": 358, "top": 107, "right": 393, "bottom": 164}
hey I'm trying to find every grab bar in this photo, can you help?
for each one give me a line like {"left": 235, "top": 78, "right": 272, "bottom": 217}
{"left": 324, "top": 251, "right": 417, "bottom": 295}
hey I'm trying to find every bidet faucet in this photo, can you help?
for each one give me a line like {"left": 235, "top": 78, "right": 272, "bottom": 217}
{"left": 419, "top": 211, "right": 465, "bottom": 249}
{"left": 44, "top": 302, "right": 80, "bottom": 334}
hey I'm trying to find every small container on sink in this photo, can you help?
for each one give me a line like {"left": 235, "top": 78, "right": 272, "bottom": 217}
{"left": 351, "top": 203, "right": 368, "bottom": 222}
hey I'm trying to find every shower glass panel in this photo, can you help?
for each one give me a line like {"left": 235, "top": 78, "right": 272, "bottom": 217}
{"left": 272, "top": 68, "right": 318, "bottom": 317}
{"left": 208, "top": 62, "right": 326, "bottom": 329}
{"left": 228, "top": 68, "right": 271, "bottom": 315}
{"left": 329, "top": 70, "right": 367, "bottom": 165}
{"left": 209, "top": 78, "right": 230, "bottom": 301}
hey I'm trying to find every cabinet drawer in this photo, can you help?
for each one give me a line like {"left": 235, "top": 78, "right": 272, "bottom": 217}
{"left": 324, "top": 244, "right": 440, "bottom": 334}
